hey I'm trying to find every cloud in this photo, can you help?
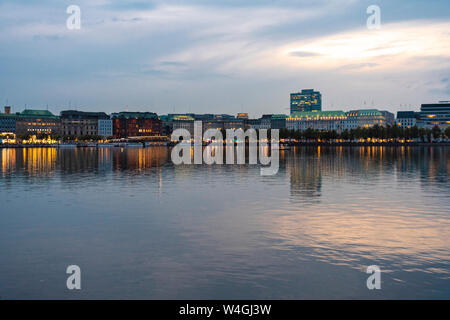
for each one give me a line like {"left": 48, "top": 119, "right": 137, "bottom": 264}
{"left": 0, "top": 1, "right": 449, "bottom": 114}
{"left": 289, "top": 51, "right": 321, "bottom": 57}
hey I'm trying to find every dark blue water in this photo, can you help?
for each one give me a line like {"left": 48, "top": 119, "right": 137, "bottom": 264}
{"left": 0, "top": 146, "right": 449, "bottom": 299}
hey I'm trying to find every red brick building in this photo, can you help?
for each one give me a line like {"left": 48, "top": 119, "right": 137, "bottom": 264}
{"left": 111, "top": 112, "right": 162, "bottom": 138}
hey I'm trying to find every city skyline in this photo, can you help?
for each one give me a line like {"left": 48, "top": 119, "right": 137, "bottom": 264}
{"left": 0, "top": 0, "right": 449, "bottom": 116}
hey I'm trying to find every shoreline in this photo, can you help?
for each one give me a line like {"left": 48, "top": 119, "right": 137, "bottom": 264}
{"left": 1, "top": 142, "right": 449, "bottom": 148}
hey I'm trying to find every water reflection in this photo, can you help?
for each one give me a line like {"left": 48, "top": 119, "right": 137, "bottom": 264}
{"left": 0, "top": 146, "right": 449, "bottom": 298}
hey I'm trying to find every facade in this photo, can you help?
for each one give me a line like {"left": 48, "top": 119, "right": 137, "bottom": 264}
{"left": 270, "top": 114, "right": 287, "bottom": 129}
{"left": 287, "top": 109, "right": 388, "bottom": 133}
{"left": 418, "top": 101, "right": 450, "bottom": 129}
{"left": 260, "top": 115, "right": 272, "bottom": 129}
{"left": 111, "top": 112, "right": 162, "bottom": 138}
{"left": 0, "top": 106, "right": 17, "bottom": 133}
{"left": 287, "top": 111, "right": 347, "bottom": 132}
{"left": 396, "top": 111, "right": 417, "bottom": 128}
{"left": 98, "top": 119, "right": 113, "bottom": 137}
{"left": 290, "top": 89, "right": 322, "bottom": 114}
{"left": 60, "top": 110, "right": 110, "bottom": 137}
{"left": 344, "top": 109, "right": 385, "bottom": 130}
{"left": 15, "top": 110, "right": 60, "bottom": 136}
{"left": 259, "top": 114, "right": 287, "bottom": 129}
{"left": 245, "top": 119, "right": 261, "bottom": 130}
{"left": 380, "top": 110, "right": 395, "bottom": 127}
{"left": 172, "top": 115, "right": 195, "bottom": 136}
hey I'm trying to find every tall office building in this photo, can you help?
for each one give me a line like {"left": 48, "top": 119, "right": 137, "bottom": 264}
{"left": 290, "top": 89, "right": 322, "bottom": 114}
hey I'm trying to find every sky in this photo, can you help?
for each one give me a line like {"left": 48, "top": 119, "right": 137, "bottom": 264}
{"left": 0, "top": 0, "right": 449, "bottom": 117}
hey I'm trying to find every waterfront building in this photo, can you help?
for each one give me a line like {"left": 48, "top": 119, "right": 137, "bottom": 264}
{"left": 222, "top": 119, "right": 245, "bottom": 131}
{"left": 270, "top": 114, "right": 287, "bottom": 129}
{"left": 344, "top": 109, "right": 385, "bottom": 130}
{"left": 172, "top": 115, "right": 195, "bottom": 136}
{"left": 287, "top": 111, "right": 347, "bottom": 132}
{"left": 245, "top": 118, "right": 261, "bottom": 130}
{"left": 15, "top": 110, "right": 60, "bottom": 136}
{"left": 380, "top": 110, "right": 395, "bottom": 127}
{"left": 290, "top": 89, "right": 322, "bottom": 114}
{"left": 98, "top": 119, "right": 113, "bottom": 137}
{"left": 0, "top": 106, "right": 17, "bottom": 133}
{"left": 396, "top": 111, "right": 418, "bottom": 128}
{"left": 60, "top": 110, "right": 111, "bottom": 137}
{"left": 111, "top": 112, "right": 162, "bottom": 138}
{"left": 259, "top": 114, "right": 288, "bottom": 130}
{"left": 418, "top": 101, "right": 450, "bottom": 129}
{"left": 260, "top": 115, "right": 272, "bottom": 129}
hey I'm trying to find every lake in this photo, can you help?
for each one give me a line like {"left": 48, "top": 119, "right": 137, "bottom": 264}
{"left": 0, "top": 146, "right": 449, "bottom": 299}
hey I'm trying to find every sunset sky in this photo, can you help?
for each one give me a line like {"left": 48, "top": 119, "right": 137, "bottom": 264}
{"left": 0, "top": 0, "right": 449, "bottom": 117}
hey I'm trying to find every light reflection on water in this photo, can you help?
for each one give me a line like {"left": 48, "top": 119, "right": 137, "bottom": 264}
{"left": 0, "top": 146, "right": 449, "bottom": 299}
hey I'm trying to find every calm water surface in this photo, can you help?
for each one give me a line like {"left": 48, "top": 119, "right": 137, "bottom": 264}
{"left": 0, "top": 146, "right": 449, "bottom": 299}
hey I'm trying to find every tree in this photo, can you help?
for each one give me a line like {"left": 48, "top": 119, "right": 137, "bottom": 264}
{"left": 445, "top": 126, "right": 450, "bottom": 140}
{"left": 431, "top": 125, "right": 441, "bottom": 141}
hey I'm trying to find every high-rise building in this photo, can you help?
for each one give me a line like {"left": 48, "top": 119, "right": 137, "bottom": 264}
{"left": 290, "top": 89, "right": 322, "bottom": 114}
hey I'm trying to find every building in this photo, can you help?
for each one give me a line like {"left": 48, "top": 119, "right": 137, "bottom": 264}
{"left": 396, "top": 111, "right": 417, "bottom": 128}
{"left": 418, "top": 101, "right": 450, "bottom": 129}
{"left": 380, "top": 110, "right": 395, "bottom": 127}
{"left": 171, "top": 115, "right": 195, "bottom": 136}
{"left": 15, "top": 110, "right": 60, "bottom": 136}
{"left": 237, "top": 113, "right": 249, "bottom": 120}
{"left": 290, "top": 89, "right": 322, "bottom": 114}
{"left": 111, "top": 112, "right": 162, "bottom": 138}
{"left": 60, "top": 110, "right": 111, "bottom": 137}
{"left": 344, "top": 109, "right": 385, "bottom": 130}
{"left": 98, "top": 119, "right": 113, "bottom": 137}
{"left": 245, "top": 118, "right": 261, "bottom": 130}
{"left": 0, "top": 106, "right": 17, "bottom": 133}
{"left": 287, "top": 109, "right": 388, "bottom": 133}
{"left": 287, "top": 111, "right": 347, "bottom": 132}
{"left": 270, "top": 114, "right": 287, "bottom": 129}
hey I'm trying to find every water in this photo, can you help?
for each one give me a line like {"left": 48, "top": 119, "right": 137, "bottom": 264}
{"left": 0, "top": 146, "right": 449, "bottom": 299}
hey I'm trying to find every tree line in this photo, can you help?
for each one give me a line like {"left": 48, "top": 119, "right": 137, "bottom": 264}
{"left": 279, "top": 125, "right": 450, "bottom": 142}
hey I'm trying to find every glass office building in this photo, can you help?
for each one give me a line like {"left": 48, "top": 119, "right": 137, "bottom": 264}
{"left": 419, "top": 101, "right": 450, "bottom": 129}
{"left": 290, "top": 89, "right": 322, "bottom": 113}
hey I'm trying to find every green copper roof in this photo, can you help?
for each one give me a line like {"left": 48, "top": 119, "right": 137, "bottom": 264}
{"left": 21, "top": 109, "right": 58, "bottom": 118}
{"left": 1, "top": 109, "right": 58, "bottom": 119}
